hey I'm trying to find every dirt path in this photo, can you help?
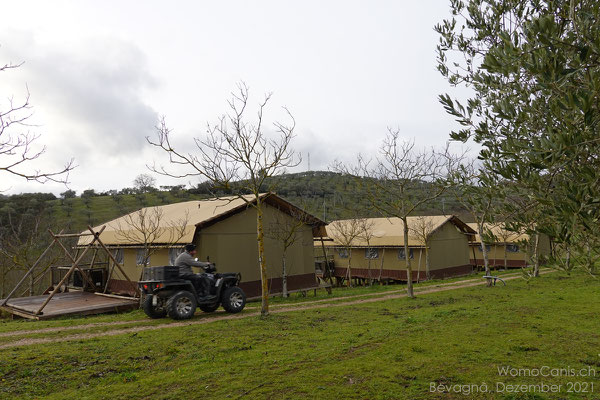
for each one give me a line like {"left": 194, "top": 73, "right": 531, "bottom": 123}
{"left": 1, "top": 270, "right": 552, "bottom": 350}
{"left": 0, "top": 271, "right": 525, "bottom": 339}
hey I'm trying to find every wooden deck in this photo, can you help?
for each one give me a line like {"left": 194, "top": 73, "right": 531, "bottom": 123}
{"left": 0, "top": 292, "right": 140, "bottom": 320}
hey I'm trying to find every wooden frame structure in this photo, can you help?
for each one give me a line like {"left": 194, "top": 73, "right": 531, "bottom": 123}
{"left": 0, "top": 226, "right": 140, "bottom": 319}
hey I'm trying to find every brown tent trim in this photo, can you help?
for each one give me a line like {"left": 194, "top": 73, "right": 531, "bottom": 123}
{"left": 428, "top": 215, "right": 477, "bottom": 238}
{"left": 195, "top": 192, "right": 327, "bottom": 236}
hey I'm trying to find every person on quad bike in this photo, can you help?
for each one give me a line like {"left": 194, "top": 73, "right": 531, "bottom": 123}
{"left": 174, "top": 244, "right": 214, "bottom": 298}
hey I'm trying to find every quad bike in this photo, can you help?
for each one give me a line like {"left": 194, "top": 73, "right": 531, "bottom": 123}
{"left": 139, "top": 265, "right": 246, "bottom": 320}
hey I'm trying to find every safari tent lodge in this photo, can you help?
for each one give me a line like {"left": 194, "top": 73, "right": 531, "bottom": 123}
{"left": 321, "top": 216, "right": 476, "bottom": 282}
{"left": 79, "top": 193, "right": 327, "bottom": 298}
{"left": 467, "top": 222, "right": 551, "bottom": 269}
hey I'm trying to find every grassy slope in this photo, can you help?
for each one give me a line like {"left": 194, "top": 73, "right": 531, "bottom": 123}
{"left": 48, "top": 192, "right": 204, "bottom": 233}
{"left": 1, "top": 271, "right": 599, "bottom": 400}
{"left": 41, "top": 171, "right": 467, "bottom": 234}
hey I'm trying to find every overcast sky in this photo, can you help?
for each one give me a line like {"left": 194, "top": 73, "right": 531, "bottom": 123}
{"left": 0, "top": 1, "right": 471, "bottom": 195}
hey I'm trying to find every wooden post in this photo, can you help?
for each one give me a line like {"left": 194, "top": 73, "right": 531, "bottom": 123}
{"left": 103, "top": 249, "right": 116, "bottom": 294}
{"left": 90, "top": 226, "right": 140, "bottom": 297}
{"left": 319, "top": 236, "right": 333, "bottom": 285}
{"left": 20, "top": 263, "right": 54, "bottom": 297}
{"left": 90, "top": 248, "right": 99, "bottom": 269}
{"left": 35, "top": 227, "right": 106, "bottom": 315}
{"left": 52, "top": 233, "right": 98, "bottom": 290}
{"left": 0, "top": 234, "right": 61, "bottom": 306}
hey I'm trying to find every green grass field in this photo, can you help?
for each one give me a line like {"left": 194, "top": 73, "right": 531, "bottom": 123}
{"left": 1, "top": 270, "right": 599, "bottom": 399}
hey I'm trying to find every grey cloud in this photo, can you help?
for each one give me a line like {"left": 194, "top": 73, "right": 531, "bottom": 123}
{"left": 1, "top": 33, "right": 159, "bottom": 164}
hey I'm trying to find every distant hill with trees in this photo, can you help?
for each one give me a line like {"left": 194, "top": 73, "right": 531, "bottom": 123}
{"left": 0, "top": 171, "right": 468, "bottom": 237}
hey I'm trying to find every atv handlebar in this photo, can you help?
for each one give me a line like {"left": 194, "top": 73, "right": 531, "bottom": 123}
{"left": 205, "top": 263, "right": 217, "bottom": 273}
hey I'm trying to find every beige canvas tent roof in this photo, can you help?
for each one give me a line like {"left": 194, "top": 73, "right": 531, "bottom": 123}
{"left": 78, "top": 193, "right": 326, "bottom": 247}
{"left": 466, "top": 222, "right": 529, "bottom": 244}
{"left": 324, "top": 215, "right": 475, "bottom": 247}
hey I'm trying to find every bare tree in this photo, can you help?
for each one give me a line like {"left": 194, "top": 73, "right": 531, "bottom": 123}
{"left": 133, "top": 173, "right": 157, "bottom": 193}
{"left": 410, "top": 216, "right": 436, "bottom": 282}
{"left": 147, "top": 82, "right": 298, "bottom": 316}
{"left": 1, "top": 61, "right": 74, "bottom": 185}
{"left": 111, "top": 206, "right": 190, "bottom": 279}
{"left": 0, "top": 205, "right": 61, "bottom": 296}
{"left": 344, "top": 130, "right": 452, "bottom": 297}
{"left": 328, "top": 218, "right": 363, "bottom": 287}
{"left": 445, "top": 160, "right": 498, "bottom": 285}
{"left": 357, "top": 218, "right": 376, "bottom": 286}
{"left": 266, "top": 207, "right": 312, "bottom": 297}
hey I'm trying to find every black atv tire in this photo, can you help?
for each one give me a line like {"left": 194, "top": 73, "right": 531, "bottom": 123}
{"left": 143, "top": 295, "right": 167, "bottom": 319}
{"left": 167, "top": 290, "right": 197, "bottom": 320}
{"left": 199, "top": 303, "right": 219, "bottom": 313}
{"left": 221, "top": 286, "right": 246, "bottom": 313}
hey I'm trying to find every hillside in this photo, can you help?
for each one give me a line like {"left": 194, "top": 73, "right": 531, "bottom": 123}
{"left": 1, "top": 171, "right": 467, "bottom": 236}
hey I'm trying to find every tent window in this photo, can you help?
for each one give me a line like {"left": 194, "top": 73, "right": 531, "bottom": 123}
{"left": 398, "top": 248, "right": 414, "bottom": 259}
{"left": 506, "top": 244, "right": 520, "bottom": 253}
{"left": 337, "top": 248, "right": 349, "bottom": 259}
{"left": 169, "top": 247, "right": 184, "bottom": 265}
{"left": 365, "top": 248, "right": 379, "bottom": 259}
{"left": 136, "top": 249, "right": 150, "bottom": 267}
{"left": 478, "top": 244, "right": 491, "bottom": 252}
{"left": 111, "top": 248, "right": 124, "bottom": 264}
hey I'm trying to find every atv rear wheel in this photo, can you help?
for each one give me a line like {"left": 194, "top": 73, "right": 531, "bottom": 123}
{"left": 167, "top": 290, "right": 197, "bottom": 320}
{"left": 143, "top": 295, "right": 167, "bottom": 319}
{"left": 221, "top": 286, "right": 246, "bottom": 313}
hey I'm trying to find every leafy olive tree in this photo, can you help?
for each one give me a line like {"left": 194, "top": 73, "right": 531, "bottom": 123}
{"left": 436, "top": 0, "right": 600, "bottom": 273}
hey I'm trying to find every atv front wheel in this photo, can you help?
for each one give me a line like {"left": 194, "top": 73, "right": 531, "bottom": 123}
{"left": 143, "top": 295, "right": 167, "bottom": 319}
{"left": 221, "top": 287, "right": 246, "bottom": 313}
{"left": 167, "top": 290, "right": 197, "bottom": 320}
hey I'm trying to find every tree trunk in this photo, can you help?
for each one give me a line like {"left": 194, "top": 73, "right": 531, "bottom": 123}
{"left": 403, "top": 217, "right": 414, "bottom": 297}
{"left": 256, "top": 201, "right": 269, "bottom": 316}
{"left": 533, "top": 233, "right": 540, "bottom": 277}
{"left": 29, "top": 272, "right": 34, "bottom": 296}
{"left": 379, "top": 248, "right": 385, "bottom": 282}
{"left": 565, "top": 245, "right": 571, "bottom": 273}
{"left": 282, "top": 253, "right": 288, "bottom": 298}
{"left": 425, "top": 246, "right": 430, "bottom": 281}
{"left": 471, "top": 244, "right": 478, "bottom": 271}
{"left": 503, "top": 243, "right": 508, "bottom": 270}
{"left": 416, "top": 247, "right": 423, "bottom": 283}
{"left": 346, "top": 252, "right": 353, "bottom": 287}
{"left": 479, "top": 222, "right": 492, "bottom": 286}
{"left": 367, "top": 250, "right": 372, "bottom": 286}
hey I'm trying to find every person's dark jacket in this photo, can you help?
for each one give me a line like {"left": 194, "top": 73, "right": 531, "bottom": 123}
{"left": 174, "top": 251, "right": 211, "bottom": 276}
